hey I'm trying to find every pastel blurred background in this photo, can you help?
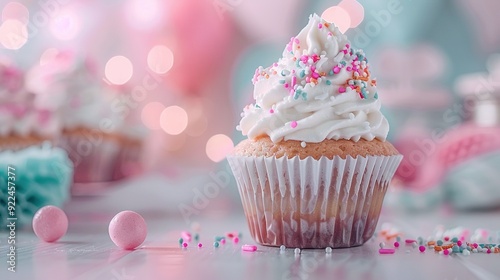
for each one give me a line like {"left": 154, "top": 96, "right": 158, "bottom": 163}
{"left": 1, "top": 0, "right": 500, "bottom": 226}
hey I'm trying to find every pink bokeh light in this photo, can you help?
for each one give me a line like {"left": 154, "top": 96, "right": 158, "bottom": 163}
{"left": 0, "top": 19, "right": 28, "bottom": 50}
{"left": 160, "top": 106, "right": 188, "bottom": 135}
{"left": 50, "top": 10, "right": 81, "bottom": 41}
{"left": 105, "top": 56, "right": 134, "bottom": 85}
{"left": 1, "top": 2, "right": 29, "bottom": 25}
{"left": 205, "top": 134, "right": 234, "bottom": 162}
{"left": 321, "top": 6, "right": 351, "bottom": 33}
{"left": 141, "top": 102, "right": 165, "bottom": 130}
{"left": 124, "top": 0, "right": 164, "bottom": 30}
{"left": 147, "top": 45, "right": 174, "bottom": 74}
{"left": 338, "top": 0, "right": 364, "bottom": 28}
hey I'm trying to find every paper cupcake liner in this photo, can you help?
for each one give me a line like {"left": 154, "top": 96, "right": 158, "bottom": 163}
{"left": 227, "top": 154, "right": 402, "bottom": 248}
{"left": 56, "top": 128, "right": 142, "bottom": 184}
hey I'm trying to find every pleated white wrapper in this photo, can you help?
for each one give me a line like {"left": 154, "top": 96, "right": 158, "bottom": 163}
{"left": 227, "top": 154, "right": 403, "bottom": 248}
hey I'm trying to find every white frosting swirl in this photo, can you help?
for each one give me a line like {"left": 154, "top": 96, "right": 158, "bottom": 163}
{"left": 238, "top": 14, "right": 389, "bottom": 143}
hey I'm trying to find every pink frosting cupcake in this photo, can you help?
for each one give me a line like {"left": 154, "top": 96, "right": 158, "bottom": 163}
{"left": 26, "top": 52, "right": 144, "bottom": 186}
{"left": 0, "top": 58, "right": 59, "bottom": 150}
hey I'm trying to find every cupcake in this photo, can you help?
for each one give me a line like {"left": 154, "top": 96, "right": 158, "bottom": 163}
{"left": 0, "top": 59, "right": 59, "bottom": 150}
{"left": 26, "top": 51, "right": 144, "bottom": 185}
{"left": 227, "top": 14, "right": 402, "bottom": 248}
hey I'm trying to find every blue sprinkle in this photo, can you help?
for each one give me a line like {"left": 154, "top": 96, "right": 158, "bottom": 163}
{"left": 328, "top": 70, "right": 334, "bottom": 76}
{"left": 214, "top": 241, "right": 220, "bottom": 248}
{"left": 300, "top": 70, "right": 306, "bottom": 78}
{"left": 279, "top": 80, "right": 286, "bottom": 84}
{"left": 374, "top": 92, "right": 379, "bottom": 99}
{"left": 179, "top": 238, "right": 184, "bottom": 244}
{"left": 215, "top": 236, "right": 225, "bottom": 242}
{"left": 340, "top": 61, "right": 347, "bottom": 66}
{"left": 326, "top": 80, "right": 332, "bottom": 85}
{"left": 194, "top": 233, "right": 199, "bottom": 242}
{"left": 451, "top": 237, "right": 458, "bottom": 243}
{"left": 255, "top": 104, "right": 261, "bottom": 109}
{"left": 301, "top": 92, "right": 307, "bottom": 101}
{"left": 452, "top": 245, "right": 460, "bottom": 253}
{"left": 361, "top": 88, "right": 368, "bottom": 99}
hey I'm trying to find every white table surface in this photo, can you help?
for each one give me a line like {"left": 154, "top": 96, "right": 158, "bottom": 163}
{"left": 1, "top": 173, "right": 500, "bottom": 280}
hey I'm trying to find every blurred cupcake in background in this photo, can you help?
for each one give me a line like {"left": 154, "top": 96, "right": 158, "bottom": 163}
{"left": 0, "top": 58, "right": 73, "bottom": 225}
{"left": 0, "top": 58, "right": 60, "bottom": 150}
{"left": 26, "top": 51, "right": 145, "bottom": 189}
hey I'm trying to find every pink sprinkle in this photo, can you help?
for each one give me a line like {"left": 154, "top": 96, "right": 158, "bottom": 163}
{"left": 290, "top": 121, "right": 298, "bottom": 128}
{"left": 378, "top": 248, "right": 395, "bottom": 254}
{"left": 487, "top": 249, "right": 492, "bottom": 254}
{"left": 198, "top": 243, "right": 203, "bottom": 248}
{"left": 284, "top": 83, "right": 289, "bottom": 88}
{"left": 345, "top": 44, "right": 350, "bottom": 49}
{"left": 318, "top": 23, "right": 323, "bottom": 29}
{"left": 269, "top": 109, "right": 274, "bottom": 114}
{"left": 405, "top": 239, "right": 417, "bottom": 244}
{"left": 333, "top": 66, "right": 341, "bottom": 74}
{"left": 273, "top": 63, "right": 278, "bottom": 67}
{"left": 181, "top": 231, "right": 192, "bottom": 242}
{"left": 233, "top": 237, "right": 240, "bottom": 244}
{"left": 301, "top": 55, "right": 308, "bottom": 63}
{"left": 338, "top": 86, "right": 346, "bottom": 93}
{"left": 457, "top": 240, "right": 462, "bottom": 247}
{"left": 328, "top": 32, "right": 333, "bottom": 37}
{"left": 220, "top": 238, "right": 226, "bottom": 245}
{"left": 444, "top": 236, "right": 450, "bottom": 242}
{"left": 473, "top": 243, "right": 478, "bottom": 248}
{"left": 419, "top": 246, "right": 426, "bottom": 252}
{"left": 291, "top": 76, "right": 297, "bottom": 88}
{"left": 443, "top": 249, "right": 450, "bottom": 256}
{"left": 312, "top": 72, "right": 320, "bottom": 79}
{"left": 306, "top": 77, "right": 311, "bottom": 83}
{"left": 242, "top": 244, "right": 257, "bottom": 252}
{"left": 394, "top": 242, "right": 400, "bottom": 248}
{"left": 226, "top": 232, "right": 235, "bottom": 238}
{"left": 346, "top": 67, "right": 352, "bottom": 71}
{"left": 343, "top": 49, "right": 347, "bottom": 54}
{"left": 311, "top": 65, "right": 316, "bottom": 72}
{"left": 182, "top": 242, "right": 188, "bottom": 248}
{"left": 294, "top": 38, "right": 300, "bottom": 44}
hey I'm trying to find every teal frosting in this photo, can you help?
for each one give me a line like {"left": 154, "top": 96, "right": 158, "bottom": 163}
{"left": 443, "top": 151, "right": 500, "bottom": 210}
{"left": 0, "top": 144, "right": 73, "bottom": 229}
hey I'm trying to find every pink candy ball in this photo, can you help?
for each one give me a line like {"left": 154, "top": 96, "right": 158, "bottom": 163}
{"left": 32, "top": 205, "right": 68, "bottom": 242}
{"left": 108, "top": 211, "right": 147, "bottom": 250}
